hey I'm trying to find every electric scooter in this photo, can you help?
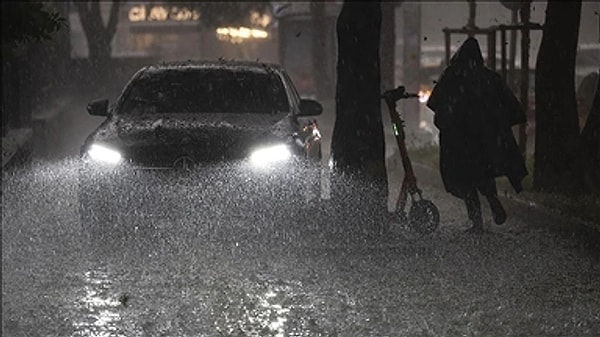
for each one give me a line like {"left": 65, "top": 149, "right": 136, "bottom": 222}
{"left": 381, "top": 86, "right": 440, "bottom": 235}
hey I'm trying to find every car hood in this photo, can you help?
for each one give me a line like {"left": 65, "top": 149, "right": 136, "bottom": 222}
{"left": 96, "top": 113, "right": 290, "bottom": 142}
{"left": 87, "top": 113, "right": 295, "bottom": 166}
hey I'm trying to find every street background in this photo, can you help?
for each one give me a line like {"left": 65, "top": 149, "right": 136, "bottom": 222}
{"left": 3, "top": 93, "right": 600, "bottom": 336}
{"left": 2, "top": 1, "right": 599, "bottom": 335}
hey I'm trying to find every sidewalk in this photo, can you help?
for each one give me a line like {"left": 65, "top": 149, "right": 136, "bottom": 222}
{"left": 2, "top": 127, "right": 33, "bottom": 169}
{"left": 410, "top": 161, "right": 600, "bottom": 240}
{"left": 31, "top": 95, "right": 77, "bottom": 160}
{"left": 2, "top": 93, "right": 78, "bottom": 170}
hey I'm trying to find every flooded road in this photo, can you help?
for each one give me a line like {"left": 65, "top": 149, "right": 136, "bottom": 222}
{"left": 2, "top": 159, "right": 368, "bottom": 336}
{"left": 3, "top": 159, "right": 600, "bottom": 336}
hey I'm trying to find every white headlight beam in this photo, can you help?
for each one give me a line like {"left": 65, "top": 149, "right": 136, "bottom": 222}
{"left": 87, "top": 144, "right": 123, "bottom": 165}
{"left": 249, "top": 144, "right": 291, "bottom": 167}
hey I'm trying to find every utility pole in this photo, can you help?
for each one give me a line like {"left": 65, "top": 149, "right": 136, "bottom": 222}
{"left": 467, "top": 0, "right": 477, "bottom": 30}
{"left": 519, "top": 0, "right": 532, "bottom": 158}
{"left": 509, "top": 8, "right": 518, "bottom": 91}
{"left": 400, "top": 2, "right": 421, "bottom": 132}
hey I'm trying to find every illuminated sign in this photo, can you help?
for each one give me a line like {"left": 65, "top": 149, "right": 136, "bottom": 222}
{"left": 213, "top": 10, "right": 271, "bottom": 44}
{"left": 128, "top": 5, "right": 200, "bottom": 22}
{"left": 216, "top": 27, "right": 269, "bottom": 44}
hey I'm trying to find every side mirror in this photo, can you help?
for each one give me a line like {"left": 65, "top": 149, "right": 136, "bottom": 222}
{"left": 298, "top": 99, "right": 323, "bottom": 116}
{"left": 87, "top": 99, "right": 109, "bottom": 116}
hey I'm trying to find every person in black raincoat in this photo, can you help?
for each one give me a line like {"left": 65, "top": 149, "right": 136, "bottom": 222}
{"left": 426, "top": 37, "right": 528, "bottom": 233}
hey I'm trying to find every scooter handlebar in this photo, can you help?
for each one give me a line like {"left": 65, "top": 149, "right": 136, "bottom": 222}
{"left": 381, "top": 86, "right": 420, "bottom": 102}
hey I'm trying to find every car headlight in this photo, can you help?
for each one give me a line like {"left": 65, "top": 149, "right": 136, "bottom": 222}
{"left": 249, "top": 144, "right": 291, "bottom": 167}
{"left": 86, "top": 144, "right": 123, "bottom": 165}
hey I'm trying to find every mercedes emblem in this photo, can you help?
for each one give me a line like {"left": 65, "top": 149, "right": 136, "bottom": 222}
{"left": 173, "top": 156, "right": 195, "bottom": 170}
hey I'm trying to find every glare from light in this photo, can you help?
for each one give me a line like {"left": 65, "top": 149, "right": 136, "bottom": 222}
{"left": 250, "top": 11, "right": 272, "bottom": 27}
{"left": 216, "top": 27, "right": 269, "bottom": 44}
{"left": 87, "top": 144, "right": 122, "bottom": 165}
{"left": 249, "top": 144, "right": 291, "bottom": 167}
{"left": 419, "top": 89, "right": 431, "bottom": 103}
{"left": 148, "top": 5, "right": 169, "bottom": 21}
{"left": 129, "top": 5, "right": 146, "bottom": 22}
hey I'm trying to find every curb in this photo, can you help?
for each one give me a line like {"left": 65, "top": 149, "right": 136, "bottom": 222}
{"left": 2, "top": 128, "right": 33, "bottom": 169}
{"left": 502, "top": 190, "right": 600, "bottom": 234}
{"left": 2, "top": 96, "right": 76, "bottom": 169}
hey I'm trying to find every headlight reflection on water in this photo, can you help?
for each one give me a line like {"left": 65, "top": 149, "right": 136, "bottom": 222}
{"left": 267, "top": 311, "right": 289, "bottom": 335}
{"left": 260, "top": 289, "right": 290, "bottom": 337}
{"left": 219, "top": 287, "right": 291, "bottom": 337}
{"left": 72, "top": 269, "right": 125, "bottom": 337}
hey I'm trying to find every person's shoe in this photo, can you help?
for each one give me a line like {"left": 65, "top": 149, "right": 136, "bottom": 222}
{"left": 464, "top": 224, "right": 484, "bottom": 234}
{"left": 488, "top": 196, "right": 507, "bottom": 225}
{"left": 464, "top": 219, "right": 484, "bottom": 234}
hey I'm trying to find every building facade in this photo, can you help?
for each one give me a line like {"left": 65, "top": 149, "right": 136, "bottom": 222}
{"left": 69, "top": 2, "right": 279, "bottom": 68}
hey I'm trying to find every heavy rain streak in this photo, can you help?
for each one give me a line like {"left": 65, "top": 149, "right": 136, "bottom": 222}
{"left": 2, "top": 1, "right": 600, "bottom": 336}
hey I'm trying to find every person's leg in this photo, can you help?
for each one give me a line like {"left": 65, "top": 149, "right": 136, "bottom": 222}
{"left": 487, "top": 194, "right": 506, "bottom": 225}
{"left": 463, "top": 188, "right": 483, "bottom": 232}
{"left": 478, "top": 178, "right": 506, "bottom": 225}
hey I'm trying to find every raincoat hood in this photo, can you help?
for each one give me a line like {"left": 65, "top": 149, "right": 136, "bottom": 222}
{"left": 450, "top": 37, "right": 484, "bottom": 70}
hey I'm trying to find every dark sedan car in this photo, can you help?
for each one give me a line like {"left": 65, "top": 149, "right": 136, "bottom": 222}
{"left": 78, "top": 60, "right": 323, "bottom": 228}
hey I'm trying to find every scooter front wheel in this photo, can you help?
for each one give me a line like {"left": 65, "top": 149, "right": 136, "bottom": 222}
{"left": 408, "top": 199, "right": 440, "bottom": 234}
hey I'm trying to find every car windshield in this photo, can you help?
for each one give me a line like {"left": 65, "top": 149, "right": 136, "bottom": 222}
{"left": 120, "top": 68, "right": 290, "bottom": 114}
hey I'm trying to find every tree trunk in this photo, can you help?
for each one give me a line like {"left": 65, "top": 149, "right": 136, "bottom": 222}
{"left": 75, "top": 1, "right": 120, "bottom": 83}
{"left": 533, "top": 0, "right": 582, "bottom": 194}
{"left": 380, "top": 2, "right": 396, "bottom": 93}
{"left": 580, "top": 76, "right": 600, "bottom": 193}
{"left": 88, "top": 33, "right": 112, "bottom": 68}
{"left": 330, "top": 2, "right": 386, "bottom": 221}
{"left": 518, "top": 0, "right": 532, "bottom": 157}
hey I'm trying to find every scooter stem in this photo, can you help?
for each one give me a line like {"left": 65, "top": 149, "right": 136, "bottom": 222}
{"left": 383, "top": 97, "right": 418, "bottom": 192}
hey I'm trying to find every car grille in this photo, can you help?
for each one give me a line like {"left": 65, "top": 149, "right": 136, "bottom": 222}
{"left": 123, "top": 145, "right": 239, "bottom": 169}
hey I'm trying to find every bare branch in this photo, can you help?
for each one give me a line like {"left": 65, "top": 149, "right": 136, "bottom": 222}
{"left": 106, "top": 1, "right": 121, "bottom": 39}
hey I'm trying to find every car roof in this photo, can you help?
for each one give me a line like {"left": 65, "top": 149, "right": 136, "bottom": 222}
{"left": 140, "top": 59, "right": 285, "bottom": 75}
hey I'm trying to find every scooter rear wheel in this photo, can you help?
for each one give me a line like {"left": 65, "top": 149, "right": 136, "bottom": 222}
{"left": 408, "top": 199, "right": 440, "bottom": 234}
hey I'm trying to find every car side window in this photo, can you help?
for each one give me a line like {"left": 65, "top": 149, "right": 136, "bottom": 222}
{"left": 120, "top": 84, "right": 158, "bottom": 115}
{"left": 281, "top": 71, "right": 302, "bottom": 114}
